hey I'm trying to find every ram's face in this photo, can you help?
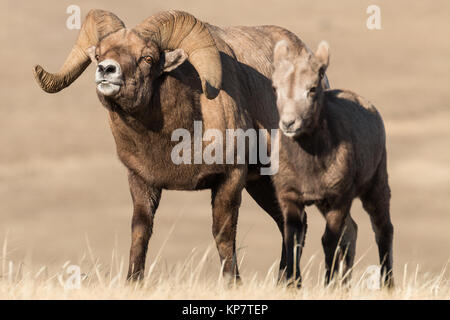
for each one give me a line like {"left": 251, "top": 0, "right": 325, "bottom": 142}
{"left": 33, "top": 11, "right": 222, "bottom": 111}
{"left": 88, "top": 29, "right": 160, "bottom": 112}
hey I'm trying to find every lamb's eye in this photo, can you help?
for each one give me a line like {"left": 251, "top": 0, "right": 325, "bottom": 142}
{"left": 95, "top": 55, "right": 99, "bottom": 61}
{"left": 319, "top": 67, "right": 325, "bottom": 78}
{"left": 143, "top": 56, "right": 153, "bottom": 64}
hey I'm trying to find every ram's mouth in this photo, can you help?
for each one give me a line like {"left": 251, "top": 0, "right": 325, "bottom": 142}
{"left": 96, "top": 78, "right": 123, "bottom": 85}
{"left": 98, "top": 79, "right": 121, "bottom": 84}
{"left": 96, "top": 80, "right": 122, "bottom": 96}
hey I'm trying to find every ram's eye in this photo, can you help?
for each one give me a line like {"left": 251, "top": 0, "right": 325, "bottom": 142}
{"left": 143, "top": 56, "right": 153, "bottom": 64}
{"left": 309, "top": 87, "right": 317, "bottom": 94}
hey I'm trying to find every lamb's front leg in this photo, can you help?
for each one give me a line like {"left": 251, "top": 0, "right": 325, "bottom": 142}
{"left": 211, "top": 168, "right": 246, "bottom": 284}
{"left": 127, "top": 171, "right": 162, "bottom": 281}
{"left": 279, "top": 191, "right": 307, "bottom": 287}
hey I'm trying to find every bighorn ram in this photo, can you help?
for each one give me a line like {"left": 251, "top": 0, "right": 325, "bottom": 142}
{"left": 33, "top": 9, "right": 315, "bottom": 282}
{"left": 271, "top": 40, "right": 394, "bottom": 286}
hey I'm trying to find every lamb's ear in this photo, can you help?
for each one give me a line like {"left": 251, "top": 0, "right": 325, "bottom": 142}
{"left": 274, "top": 40, "right": 290, "bottom": 63}
{"left": 315, "top": 41, "right": 329, "bottom": 70}
{"left": 163, "top": 49, "right": 188, "bottom": 72}
{"left": 272, "top": 59, "right": 294, "bottom": 86}
{"left": 86, "top": 46, "right": 98, "bottom": 65}
{"left": 273, "top": 40, "right": 294, "bottom": 83}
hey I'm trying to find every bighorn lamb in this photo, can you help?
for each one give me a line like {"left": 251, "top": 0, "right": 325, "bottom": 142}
{"left": 271, "top": 40, "right": 394, "bottom": 286}
{"left": 33, "top": 9, "right": 313, "bottom": 282}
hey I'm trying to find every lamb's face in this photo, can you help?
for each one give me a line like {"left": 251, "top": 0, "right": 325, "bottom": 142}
{"left": 272, "top": 41, "right": 329, "bottom": 138}
{"left": 89, "top": 29, "right": 188, "bottom": 113}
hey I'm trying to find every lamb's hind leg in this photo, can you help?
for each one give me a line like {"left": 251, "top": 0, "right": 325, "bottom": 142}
{"left": 318, "top": 202, "right": 357, "bottom": 286}
{"left": 360, "top": 161, "right": 394, "bottom": 288}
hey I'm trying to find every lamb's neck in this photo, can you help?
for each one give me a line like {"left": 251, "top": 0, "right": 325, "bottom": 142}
{"left": 290, "top": 109, "right": 345, "bottom": 201}
{"left": 295, "top": 105, "right": 332, "bottom": 159}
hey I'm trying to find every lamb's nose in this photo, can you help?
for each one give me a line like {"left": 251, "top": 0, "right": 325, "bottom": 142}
{"left": 281, "top": 119, "right": 296, "bottom": 130}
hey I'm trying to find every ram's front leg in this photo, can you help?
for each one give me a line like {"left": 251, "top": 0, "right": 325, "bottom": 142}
{"left": 126, "top": 171, "right": 162, "bottom": 281}
{"left": 211, "top": 168, "right": 246, "bottom": 284}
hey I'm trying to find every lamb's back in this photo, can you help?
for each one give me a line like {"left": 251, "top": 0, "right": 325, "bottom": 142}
{"left": 324, "top": 89, "right": 386, "bottom": 187}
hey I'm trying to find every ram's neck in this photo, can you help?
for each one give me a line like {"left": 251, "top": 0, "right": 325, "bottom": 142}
{"left": 109, "top": 73, "right": 200, "bottom": 136}
{"left": 105, "top": 74, "right": 207, "bottom": 189}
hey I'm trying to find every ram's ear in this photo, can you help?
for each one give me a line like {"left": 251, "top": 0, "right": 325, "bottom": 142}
{"left": 273, "top": 40, "right": 290, "bottom": 63}
{"left": 86, "top": 46, "right": 98, "bottom": 65}
{"left": 163, "top": 49, "right": 188, "bottom": 72}
{"left": 315, "top": 41, "right": 329, "bottom": 70}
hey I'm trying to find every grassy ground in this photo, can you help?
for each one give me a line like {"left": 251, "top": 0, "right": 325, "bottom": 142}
{"left": 1, "top": 237, "right": 448, "bottom": 299}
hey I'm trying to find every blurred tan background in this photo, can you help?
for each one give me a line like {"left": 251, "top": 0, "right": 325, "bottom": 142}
{"left": 1, "top": 0, "right": 449, "bottom": 280}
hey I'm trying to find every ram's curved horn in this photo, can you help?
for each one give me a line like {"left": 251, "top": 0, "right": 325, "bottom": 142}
{"left": 134, "top": 10, "right": 222, "bottom": 99}
{"left": 33, "top": 9, "right": 125, "bottom": 93}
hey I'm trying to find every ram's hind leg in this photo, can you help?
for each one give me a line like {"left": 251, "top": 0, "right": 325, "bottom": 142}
{"left": 127, "top": 171, "right": 162, "bottom": 281}
{"left": 318, "top": 202, "right": 357, "bottom": 286}
{"left": 361, "top": 159, "right": 394, "bottom": 288}
{"left": 245, "top": 175, "right": 287, "bottom": 282}
{"left": 211, "top": 168, "right": 246, "bottom": 284}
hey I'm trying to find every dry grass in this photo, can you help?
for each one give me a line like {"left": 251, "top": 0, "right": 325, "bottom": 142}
{"left": 1, "top": 236, "right": 448, "bottom": 300}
